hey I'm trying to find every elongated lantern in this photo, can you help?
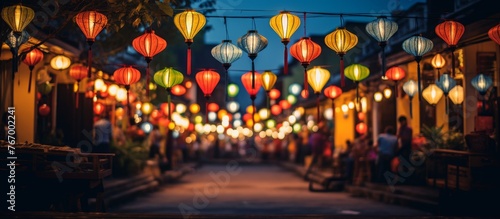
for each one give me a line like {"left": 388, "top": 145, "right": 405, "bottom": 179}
{"left": 385, "top": 66, "right": 406, "bottom": 97}
{"left": 174, "top": 9, "right": 206, "bottom": 75}
{"left": 114, "top": 66, "right": 141, "bottom": 116}
{"left": 435, "top": 20, "right": 464, "bottom": 77}
{"left": 75, "top": 11, "right": 108, "bottom": 78}
{"left": 403, "top": 80, "right": 418, "bottom": 117}
{"left": 22, "top": 47, "right": 43, "bottom": 93}
{"left": 345, "top": 64, "right": 370, "bottom": 102}
{"left": 325, "top": 27, "right": 358, "bottom": 87}
{"left": 132, "top": 30, "right": 167, "bottom": 97}
{"left": 195, "top": 70, "right": 220, "bottom": 123}
{"left": 366, "top": 16, "right": 398, "bottom": 77}
{"left": 241, "top": 71, "right": 262, "bottom": 131}
{"left": 290, "top": 37, "right": 321, "bottom": 95}
{"left": 211, "top": 40, "right": 242, "bottom": 100}
{"left": 261, "top": 70, "right": 277, "bottom": 108}
{"left": 270, "top": 11, "right": 300, "bottom": 75}
{"left": 69, "top": 64, "right": 88, "bottom": 108}
{"left": 238, "top": 30, "right": 268, "bottom": 89}
{"left": 154, "top": 67, "right": 184, "bottom": 120}
{"left": 307, "top": 67, "right": 330, "bottom": 122}
{"left": 402, "top": 34, "right": 433, "bottom": 100}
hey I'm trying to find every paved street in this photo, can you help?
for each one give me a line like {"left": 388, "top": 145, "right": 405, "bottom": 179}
{"left": 111, "top": 163, "right": 432, "bottom": 216}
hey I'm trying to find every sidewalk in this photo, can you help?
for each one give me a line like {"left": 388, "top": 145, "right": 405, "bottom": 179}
{"left": 278, "top": 161, "right": 439, "bottom": 214}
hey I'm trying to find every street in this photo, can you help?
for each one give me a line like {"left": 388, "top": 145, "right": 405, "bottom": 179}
{"left": 110, "top": 163, "right": 431, "bottom": 216}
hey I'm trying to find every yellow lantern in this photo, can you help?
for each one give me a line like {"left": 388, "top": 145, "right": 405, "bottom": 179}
{"left": 174, "top": 9, "right": 206, "bottom": 75}
{"left": 307, "top": 67, "right": 330, "bottom": 95}
{"left": 422, "top": 84, "right": 443, "bottom": 105}
{"left": 431, "top": 53, "right": 446, "bottom": 80}
{"left": 176, "top": 103, "right": 187, "bottom": 114}
{"left": 50, "top": 55, "right": 71, "bottom": 70}
{"left": 269, "top": 11, "right": 300, "bottom": 75}
{"left": 94, "top": 78, "right": 105, "bottom": 91}
{"left": 217, "top": 109, "right": 228, "bottom": 120}
{"left": 448, "top": 85, "right": 464, "bottom": 105}
{"left": 141, "top": 102, "right": 153, "bottom": 115}
{"left": 261, "top": 70, "right": 277, "bottom": 92}
{"left": 258, "top": 108, "right": 270, "bottom": 120}
{"left": 324, "top": 27, "right": 358, "bottom": 86}
{"left": 246, "top": 105, "right": 256, "bottom": 114}
{"left": 1, "top": 4, "right": 35, "bottom": 34}
{"left": 108, "top": 84, "right": 119, "bottom": 96}
{"left": 189, "top": 103, "right": 200, "bottom": 114}
{"left": 383, "top": 87, "right": 392, "bottom": 99}
{"left": 374, "top": 92, "right": 383, "bottom": 102}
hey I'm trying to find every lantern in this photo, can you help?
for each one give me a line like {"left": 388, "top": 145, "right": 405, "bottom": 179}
{"left": 279, "top": 100, "right": 291, "bottom": 110}
{"left": 374, "top": 92, "right": 383, "bottom": 102}
{"left": 449, "top": 85, "right": 464, "bottom": 105}
{"left": 196, "top": 70, "right": 220, "bottom": 123}
{"left": 383, "top": 87, "right": 392, "bottom": 99}
{"left": 365, "top": 16, "right": 398, "bottom": 77}
{"left": 132, "top": 30, "right": 167, "bottom": 97}
{"left": 154, "top": 67, "right": 184, "bottom": 120}
{"left": 74, "top": 11, "right": 108, "bottom": 78}
{"left": 307, "top": 66, "right": 330, "bottom": 122}
{"left": 211, "top": 39, "right": 242, "bottom": 99}
{"left": 5, "top": 30, "right": 30, "bottom": 77}
{"left": 227, "top": 101, "right": 240, "bottom": 113}
{"left": 355, "top": 122, "right": 367, "bottom": 135}
{"left": 227, "top": 83, "right": 239, "bottom": 97}
{"left": 141, "top": 102, "right": 154, "bottom": 115}
{"left": 435, "top": 20, "right": 464, "bottom": 77}
{"left": 271, "top": 104, "right": 282, "bottom": 116}
{"left": 268, "top": 89, "right": 281, "bottom": 101}
{"left": 290, "top": 37, "right": 321, "bottom": 92}
{"left": 431, "top": 54, "right": 446, "bottom": 80}
{"left": 402, "top": 35, "right": 433, "bottom": 99}
{"left": 189, "top": 103, "right": 201, "bottom": 114}
{"left": 471, "top": 74, "right": 493, "bottom": 112}
{"left": 422, "top": 84, "right": 443, "bottom": 105}
{"left": 38, "top": 104, "right": 50, "bottom": 116}
{"left": 69, "top": 64, "right": 88, "bottom": 108}
{"left": 114, "top": 66, "right": 141, "bottom": 114}
{"left": 246, "top": 105, "right": 256, "bottom": 114}
{"left": 50, "top": 55, "right": 71, "bottom": 70}
{"left": 241, "top": 71, "right": 262, "bottom": 131}
{"left": 38, "top": 82, "right": 52, "bottom": 95}
{"left": 324, "top": 85, "right": 342, "bottom": 122}
{"left": 261, "top": 70, "right": 277, "bottom": 108}
{"left": 171, "top": 84, "right": 187, "bottom": 96}
{"left": 176, "top": 103, "right": 187, "bottom": 114}
{"left": 238, "top": 30, "right": 268, "bottom": 89}
{"left": 258, "top": 108, "right": 270, "bottom": 120}
{"left": 1, "top": 4, "right": 34, "bottom": 34}
{"left": 289, "top": 83, "right": 302, "bottom": 95}
{"left": 324, "top": 27, "right": 358, "bottom": 87}
{"left": 488, "top": 24, "right": 500, "bottom": 45}
{"left": 94, "top": 102, "right": 105, "bottom": 115}
{"left": 385, "top": 66, "right": 406, "bottom": 97}
{"left": 174, "top": 9, "right": 206, "bottom": 75}
{"left": 21, "top": 47, "right": 43, "bottom": 92}
{"left": 270, "top": 11, "right": 301, "bottom": 75}
{"left": 403, "top": 80, "right": 418, "bottom": 118}
{"left": 208, "top": 103, "right": 219, "bottom": 112}
{"left": 161, "top": 102, "right": 175, "bottom": 117}
{"left": 287, "top": 95, "right": 297, "bottom": 105}
{"left": 436, "top": 74, "right": 457, "bottom": 113}
{"left": 344, "top": 64, "right": 370, "bottom": 102}
{"left": 301, "top": 89, "right": 309, "bottom": 99}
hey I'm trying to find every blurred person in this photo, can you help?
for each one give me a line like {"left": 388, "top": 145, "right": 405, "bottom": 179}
{"left": 397, "top": 116, "right": 413, "bottom": 162}
{"left": 304, "top": 122, "right": 329, "bottom": 180}
{"left": 376, "top": 126, "right": 398, "bottom": 183}
{"left": 147, "top": 125, "right": 164, "bottom": 179}
{"left": 93, "top": 112, "right": 112, "bottom": 153}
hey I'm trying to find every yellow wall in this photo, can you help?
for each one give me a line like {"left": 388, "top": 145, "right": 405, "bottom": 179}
{"left": 333, "top": 90, "right": 355, "bottom": 151}
{"left": 13, "top": 63, "right": 37, "bottom": 143}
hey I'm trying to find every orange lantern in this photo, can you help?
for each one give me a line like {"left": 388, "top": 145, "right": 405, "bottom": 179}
{"left": 171, "top": 84, "right": 187, "bottom": 96}
{"left": 22, "top": 47, "right": 43, "bottom": 93}
{"left": 488, "top": 24, "right": 500, "bottom": 45}
{"left": 241, "top": 71, "right": 262, "bottom": 131}
{"left": 269, "top": 88, "right": 280, "bottom": 100}
{"left": 69, "top": 64, "right": 88, "bottom": 108}
{"left": 38, "top": 104, "right": 51, "bottom": 116}
{"left": 132, "top": 30, "right": 167, "bottom": 97}
{"left": 290, "top": 37, "right": 321, "bottom": 92}
{"left": 114, "top": 66, "right": 141, "bottom": 115}
{"left": 243, "top": 113, "right": 252, "bottom": 122}
{"left": 357, "top": 112, "right": 365, "bottom": 121}
{"left": 324, "top": 85, "right": 342, "bottom": 120}
{"left": 94, "top": 102, "right": 105, "bottom": 115}
{"left": 301, "top": 89, "right": 309, "bottom": 99}
{"left": 196, "top": 70, "right": 220, "bottom": 123}
{"left": 161, "top": 102, "right": 175, "bottom": 117}
{"left": 150, "top": 109, "right": 161, "bottom": 120}
{"left": 271, "top": 104, "right": 282, "bottom": 116}
{"left": 355, "top": 122, "right": 367, "bottom": 135}
{"left": 385, "top": 66, "right": 406, "bottom": 97}
{"left": 207, "top": 103, "right": 219, "bottom": 112}
{"left": 74, "top": 11, "right": 108, "bottom": 78}
{"left": 279, "top": 100, "right": 291, "bottom": 110}
{"left": 435, "top": 20, "right": 464, "bottom": 77}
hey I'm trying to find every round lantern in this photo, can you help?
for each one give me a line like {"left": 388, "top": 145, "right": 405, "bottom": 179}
{"left": 436, "top": 74, "right": 457, "bottom": 113}
{"left": 383, "top": 87, "right": 392, "bottom": 99}
{"left": 449, "top": 85, "right": 464, "bottom": 105}
{"left": 270, "top": 11, "right": 300, "bottom": 75}
{"left": 227, "top": 83, "right": 239, "bottom": 97}
{"left": 261, "top": 70, "right": 277, "bottom": 92}
{"left": 435, "top": 20, "right": 464, "bottom": 77}
{"left": 141, "top": 102, "right": 154, "bottom": 115}
{"left": 38, "top": 104, "right": 50, "bottom": 116}
{"left": 289, "top": 83, "right": 302, "bottom": 95}
{"left": 471, "top": 74, "right": 493, "bottom": 96}
{"left": 307, "top": 66, "right": 330, "bottom": 122}
{"left": 94, "top": 102, "right": 105, "bottom": 115}
{"left": 108, "top": 84, "right": 119, "bottom": 96}
{"left": 50, "top": 55, "right": 71, "bottom": 70}
{"left": 189, "top": 103, "right": 201, "bottom": 114}
{"left": 374, "top": 92, "right": 383, "bottom": 102}
{"left": 271, "top": 104, "right": 282, "bottom": 116}
{"left": 154, "top": 67, "right": 184, "bottom": 119}
{"left": 279, "top": 100, "right": 291, "bottom": 110}
{"left": 211, "top": 40, "right": 242, "bottom": 71}
{"left": 402, "top": 35, "right": 433, "bottom": 98}
{"left": 227, "top": 101, "right": 240, "bottom": 113}
{"left": 324, "top": 85, "right": 342, "bottom": 120}
{"left": 355, "top": 122, "right": 367, "bottom": 135}
{"left": 290, "top": 37, "right": 321, "bottom": 91}
{"left": 345, "top": 64, "right": 370, "bottom": 101}
{"left": 366, "top": 16, "right": 398, "bottom": 77}
{"left": 5, "top": 30, "right": 30, "bottom": 74}
{"left": 385, "top": 66, "right": 406, "bottom": 97}
{"left": 422, "top": 84, "right": 443, "bottom": 105}
{"left": 431, "top": 53, "right": 446, "bottom": 80}
{"left": 161, "top": 102, "right": 175, "bottom": 117}
{"left": 403, "top": 79, "right": 418, "bottom": 118}
{"left": 132, "top": 30, "right": 167, "bottom": 97}
{"left": 174, "top": 9, "right": 206, "bottom": 75}
{"left": 488, "top": 24, "right": 500, "bottom": 45}
{"left": 38, "top": 82, "right": 52, "bottom": 95}
{"left": 74, "top": 11, "right": 108, "bottom": 78}
{"left": 114, "top": 66, "right": 141, "bottom": 113}
{"left": 358, "top": 112, "right": 366, "bottom": 121}
{"left": 324, "top": 27, "right": 358, "bottom": 87}
{"left": 171, "top": 84, "right": 187, "bottom": 96}
{"left": 196, "top": 69, "right": 220, "bottom": 123}
{"left": 238, "top": 30, "right": 268, "bottom": 90}
{"left": 1, "top": 4, "right": 35, "bottom": 34}
{"left": 22, "top": 47, "right": 43, "bottom": 93}
{"left": 258, "top": 108, "right": 270, "bottom": 120}
{"left": 69, "top": 64, "right": 88, "bottom": 107}
{"left": 207, "top": 103, "right": 219, "bottom": 112}
{"left": 269, "top": 89, "right": 280, "bottom": 100}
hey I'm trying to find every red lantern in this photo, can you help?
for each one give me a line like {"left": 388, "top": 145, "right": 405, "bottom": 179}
{"left": 279, "top": 100, "right": 291, "bottom": 110}
{"left": 161, "top": 102, "right": 175, "bottom": 116}
{"left": 324, "top": 85, "right": 342, "bottom": 100}
{"left": 114, "top": 66, "right": 141, "bottom": 115}
{"left": 435, "top": 20, "right": 464, "bottom": 77}
{"left": 171, "top": 84, "right": 187, "bottom": 96}
{"left": 69, "top": 64, "right": 88, "bottom": 108}
{"left": 94, "top": 102, "right": 105, "bottom": 115}
{"left": 196, "top": 70, "right": 220, "bottom": 123}
{"left": 355, "top": 122, "right": 367, "bottom": 135}
{"left": 36, "top": 92, "right": 41, "bottom": 101}
{"left": 207, "top": 103, "right": 219, "bottom": 112}
{"left": 301, "top": 89, "right": 309, "bottom": 99}
{"left": 357, "top": 112, "right": 365, "bottom": 121}
{"left": 132, "top": 30, "right": 167, "bottom": 97}
{"left": 290, "top": 37, "right": 321, "bottom": 92}
{"left": 243, "top": 113, "right": 252, "bottom": 122}
{"left": 22, "top": 47, "right": 43, "bottom": 93}
{"left": 241, "top": 71, "right": 262, "bottom": 131}
{"left": 271, "top": 104, "right": 282, "bottom": 116}
{"left": 150, "top": 109, "right": 161, "bottom": 120}
{"left": 74, "top": 11, "right": 108, "bottom": 78}
{"left": 38, "top": 104, "right": 50, "bottom": 116}
{"left": 385, "top": 66, "right": 406, "bottom": 97}
{"left": 269, "top": 88, "right": 281, "bottom": 100}
{"left": 488, "top": 24, "right": 500, "bottom": 45}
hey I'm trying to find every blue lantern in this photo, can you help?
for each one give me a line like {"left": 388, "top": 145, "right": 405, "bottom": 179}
{"left": 471, "top": 74, "right": 493, "bottom": 96}
{"left": 436, "top": 74, "right": 456, "bottom": 95}
{"left": 140, "top": 122, "right": 153, "bottom": 134}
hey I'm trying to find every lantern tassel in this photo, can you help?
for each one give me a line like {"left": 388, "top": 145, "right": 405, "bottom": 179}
{"left": 127, "top": 89, "right": 131, "bottom": 118}
{"left": 356, "top": 82, "right": 359, "bottom": 104}
{"left": 416, "top": 59, "right": 422, "bottom": 101}
{"left": 146, "top": 61, "right": 150, "bottom": 97}
{"left": 251, "top": 60, "right": 255, "bottom": 89}
{"left": 340, "top": 57, "right": 345, "bottom": 87}
{"left": 284, "top": 45, "right": 288, "bottom": 75}
{"left": 28, "top": 66, "right": 34, "bottom": 93}
{"left": 75, "top": 83, "right": 79, "bottom": 109}
{"left": 87, "top": 43, "right": 93, "bottom": 78}
{"left": 205, "top": 99, "right": 209, "bottom": 124}
{"left": 252, "top": 98, "right": 255, "bottom": 132}
{"left": 187, "top": 46, "right": 192, "bottom": 75}
{"left": 316, "top": 94, "right": 320, "bottom": 123}
{"left": 451, "top": 48, "right": 456, "bottom": 77}
{"left": 225, "top": 69, "right": 229, "bottom": 102}
{"left": 395, "top": 81, "right": 398, "bottom": 98}
{"left": 409, "top": 97, "right": 413, "bottom": 118}
{"left": 303, "top": 68, "right": 308, "bottom": 93}
{"left": 167, "top": 92, "right": 172, "bottom": 121}
{"left": 266, "top": 92, "right": 270, "bottom": 109}
{"left": 445, "top": 96, "right": 449, "bottom": 115}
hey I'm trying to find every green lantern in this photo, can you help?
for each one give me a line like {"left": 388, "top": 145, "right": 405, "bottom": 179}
{"left": 38, "top": 82, "right": 52, "bottom": 95}
{"left": 154, "top": 67, "right": 184, "bottom": 119}
{"left": 345, "top": 64, "right": 370, "bottom": 102}
{"left": 227, "top": 83, "right": 239, "bottom": 97}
